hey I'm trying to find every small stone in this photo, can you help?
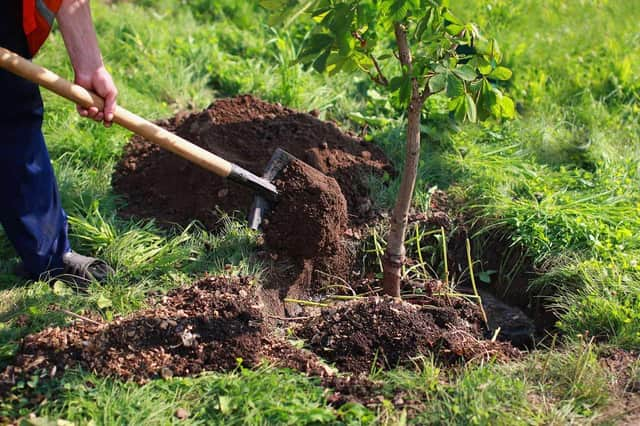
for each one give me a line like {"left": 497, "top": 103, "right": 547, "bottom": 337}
{"left": 175, "top": 408, "right": 189, "bottom": 420}
{"left": 217, "top": 188, "right": 229, "bottom": 198}
{"left": 357, "top": 198, "right": 373, "bottom": 216}
{"left": 319, "top": 141, "right": 329, "bottom": 150}
{"left": 160, "top": 367, "right": 174, "bottom": 379}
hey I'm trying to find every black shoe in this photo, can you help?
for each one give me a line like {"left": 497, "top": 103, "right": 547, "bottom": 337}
{"left": 59, "top": 252, "right": 115, "bottom": 287}
{"left": 12, "top": 253, "right": 115, "bottom": 287}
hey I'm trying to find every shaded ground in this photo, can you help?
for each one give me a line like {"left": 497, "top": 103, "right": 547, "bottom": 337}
{"left": 598, "top": 349, "right": 640, "bottom": 425}
{"left": 405, "top": 189, "right": 539, "bottom": 348}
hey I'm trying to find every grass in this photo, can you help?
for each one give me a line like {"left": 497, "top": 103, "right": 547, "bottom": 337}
{"left": 1, "top": 0, "right": 639, "bottom": 423}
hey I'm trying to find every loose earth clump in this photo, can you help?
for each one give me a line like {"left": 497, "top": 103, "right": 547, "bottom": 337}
{"left": 263, "top": 160, "right": 348, "bottom": 259}
{"left": 113, "top": 95, "right": 392, "bottom": 231}
{"left": 297, "top": 296, "right": 519, "bottom": 374}
{"left": 0, "top": 277, "right": 324, "bottom": 386}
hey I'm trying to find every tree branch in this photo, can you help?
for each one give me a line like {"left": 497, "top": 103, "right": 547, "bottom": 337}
{"left": 394, "top": 22, "right": 420, "bottom": 104}
{"left": 420, "top": 75, "right": 434, "bottom": 103}
{"left": 394, "top": 23, "right": 413, "bottom": 71}
{"left": 369, "top": 54, "right": 389, "bottom": 86}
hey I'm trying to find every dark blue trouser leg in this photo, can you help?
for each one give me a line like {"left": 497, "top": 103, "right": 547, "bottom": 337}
{"left": 1, "top": 3, "right": 71, "bottom": 278}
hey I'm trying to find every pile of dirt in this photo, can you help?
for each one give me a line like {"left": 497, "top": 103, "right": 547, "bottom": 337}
{"left": 264, "top": 160, "right": 348, "bottom": 259}
{"left": 113, "top": 95, "right": 392, "bottom": 232}
{"left": 297, "top": 296, "right": 519, "bottom": 373}
{"left": 0, "top": 277, "right": 326, "bottom": 386}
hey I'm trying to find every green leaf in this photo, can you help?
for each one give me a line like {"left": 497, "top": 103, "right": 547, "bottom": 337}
{"left": 312, "top": 48, "right": 331, "bottom": 72}
{"left": 330, "top": 3, "right": 355, "bottom": 33}
{"left": 304, "top": 33, "right": 334, "bottom": 55}
{"left": 399, "top": 77, "right": 412, "bottom": 105}
{"left": 96, "top": 294, "right": 113, "bottom": 309}
{"left": 478, "top": 270, "right": 496, "bottom": 283}
{"left": 453, "top": 64, "right": 477, "bottom": 81}
{"left": 428, "top": 73, "right": 447, "bottom": 93}
{"left": 443, "top": 8, "right": 463, "bottom": 25}
{"left": 446, "top": 23, "right": 464, "bottom": 35}
{"left": 52, "top": 280, "right": 71, "bottom": 296}
{"left": 446, "top": 73, "right": 464, "bottom": 97}
{"left": 499, "top": 95, "right": 516, "bottom": 119}
{"left": 389, "top": 76, "right": 404, "bottom": 91}
{"left": 386, "top": 0, "right": 409, "bottom": 21}
{"left": 465, "top": 93, "right": 477, "bottom": 122}
{"left": 259, "top": 0, "right": 283, "bottom": 10}
{"left": 477, "top": 57, "right": 493, "bottom": 75}
{"left": 489, "top": 66, "right": 512, "bottom": 80}
{"left": 452, "top": 95, "right": 467, "bottom": 121}
{"left": 219, "top": 396, "right": 234, "bottom": 415}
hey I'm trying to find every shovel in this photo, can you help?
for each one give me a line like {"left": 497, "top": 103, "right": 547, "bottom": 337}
{"left": 0, "top": 47, "right": 293, "bottom": 229}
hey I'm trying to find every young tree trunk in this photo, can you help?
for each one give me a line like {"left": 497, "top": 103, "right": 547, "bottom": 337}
{"left": 382, "top": 100, "right": 422, "bottom": 297}
{"left": 382, "top": 23, "right": 424, "bottom": 297}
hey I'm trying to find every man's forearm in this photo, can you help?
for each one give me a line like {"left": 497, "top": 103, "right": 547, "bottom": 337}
{"left": 55, "top": 0, "right": 117, "bottom": 125}
{"left": 57, "top": 0, "right": 103, "bottom": 79}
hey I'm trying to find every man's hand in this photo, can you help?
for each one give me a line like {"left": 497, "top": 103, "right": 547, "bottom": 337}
{"left": 74, "top": 66, "right": 118, "bottom": 127}
{"left": 57, "top": 0, "right": 117, "bottom": 127}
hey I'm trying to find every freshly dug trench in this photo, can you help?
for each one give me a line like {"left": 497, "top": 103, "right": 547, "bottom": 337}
{"left": 296, "top": 296, "right": 520, "bottom": 374}
{"left": 263, "top": 160, "right": 348, "bottom": 259}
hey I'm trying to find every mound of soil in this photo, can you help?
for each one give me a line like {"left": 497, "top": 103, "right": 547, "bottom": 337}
{"left": 113, "top": 95, "right": 392, "bottom": 231}
{"left": 297, "top": 296, "right": 519, "bottom": 373}
{"left": 264, "top": 160, "right": 347, "bottom": 258}
{"left": 0, "top": 277, "right": 326, "bottom": 386}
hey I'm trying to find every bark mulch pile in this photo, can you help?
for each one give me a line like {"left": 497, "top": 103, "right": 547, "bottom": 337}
{"left": 0, "top": 277, "right": 326, "bottom": 387}
{"left": 297, "top": 296, "right": 520, "bottom": 373}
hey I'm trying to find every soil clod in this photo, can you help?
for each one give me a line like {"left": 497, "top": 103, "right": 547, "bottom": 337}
{"left": 297, "top": 296, "right": 519, "bottom": 373}
{"left": 264, "top": 160, "right": 348, "bottom": 259}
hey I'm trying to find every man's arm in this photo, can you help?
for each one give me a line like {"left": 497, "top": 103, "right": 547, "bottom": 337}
{"left": 56, "top": 0, "right": 117, "bottom": 126}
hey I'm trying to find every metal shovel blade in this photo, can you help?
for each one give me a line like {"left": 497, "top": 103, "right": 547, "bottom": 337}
{"left": 248, "top": 148, "right": 297, "bottom": 230}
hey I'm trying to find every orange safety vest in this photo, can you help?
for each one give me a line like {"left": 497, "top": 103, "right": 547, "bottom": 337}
{"left": 22, "top": 0, "right": 63, "bottom": 56}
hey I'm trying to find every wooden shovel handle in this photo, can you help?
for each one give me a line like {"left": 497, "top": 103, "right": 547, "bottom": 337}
{"left": 0, "top": 47, "right": 233, "bottom": 178}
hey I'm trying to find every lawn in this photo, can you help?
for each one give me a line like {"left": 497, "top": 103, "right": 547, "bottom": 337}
{"left": 1, "top": 0, "right": 639, "bottom": 424}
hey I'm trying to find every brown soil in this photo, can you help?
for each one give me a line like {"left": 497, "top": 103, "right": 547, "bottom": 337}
{"left": 0, "top": 277, "right": 327, "bottom": 386}
{"left": 296, "top": 296, "right": 520, "bottom": 374}
{"left": 1, "top": 278, "right": 518, "bottom": 412}
{"left": 113, "top": 95, "right": 391, "bottom": 231}
{"left": 263, "top": 160, "right": 347, "bottom": 259}
{"left": 113, "top": 95, "right": 390, "bottom": 312}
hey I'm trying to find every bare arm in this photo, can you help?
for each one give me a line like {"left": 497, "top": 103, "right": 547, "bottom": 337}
{"left": 56, "top": 0, "right": 117, "bottom": 126}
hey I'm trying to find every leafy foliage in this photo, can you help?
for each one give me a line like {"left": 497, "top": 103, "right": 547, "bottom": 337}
{"left": 262, "top": 0, "right": 514, "bottom": 120}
